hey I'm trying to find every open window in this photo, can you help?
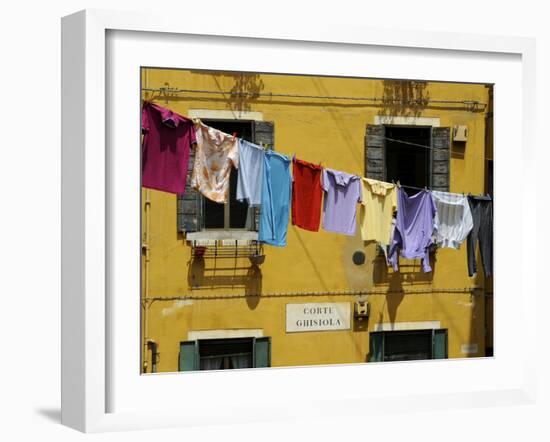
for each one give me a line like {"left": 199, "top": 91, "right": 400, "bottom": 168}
{"left": 364, "top": 124, "right": 451, "bottom": 192}
{"left": 368, "top": 329, "right": 448, "bottom": 362}
{"left": 385, "top": 125, "right": 431, "bottom": 189}
{"left": 201, "top": 120, "right": 255, "bottom": 230}
{"left": 179, "top": 337, "right": 271, "bottom": 371}
{"left": 177, "top": 120, "right": 274, "bottom": 236}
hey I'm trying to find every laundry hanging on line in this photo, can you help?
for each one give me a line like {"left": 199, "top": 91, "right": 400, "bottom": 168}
{"left": 258, "top": 150, "right": 292, "bottom": 247}
{"left": 140, "top": 103, "right": 493, "bottom": 277}
{"left": 388, "top": 188, "right": 437, "bottom": 273}
{"left": 141, "top": 102, "right": 196, "bottom": 194}
{"left": 236, "top": 139, "right": 265, "bottom": 207}
{"left": 431, "top": 190, "right": 473, "bottom": 250}
{"left": 359, "top": 178, "right": 397, "bottom": 248}
{"left": 467, "top": 195, "right": 493, "bottom": 277}
{"left": 191, "top": 122, "right": 239, "bottom": 204}
{"left": 291, "top": 157, "right": 323, "bottom": 232}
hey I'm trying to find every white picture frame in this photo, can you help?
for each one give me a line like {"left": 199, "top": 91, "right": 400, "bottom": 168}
{"left": 61, "top": 9, "right": 538, "bottom": 433}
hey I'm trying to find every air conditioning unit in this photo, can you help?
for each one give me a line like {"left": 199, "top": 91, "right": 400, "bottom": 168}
{"left": 453, "top": 125, "right": 468, "bottom": 142}
{"left": 354, "top": 301, "right": 369, "bottom": 320}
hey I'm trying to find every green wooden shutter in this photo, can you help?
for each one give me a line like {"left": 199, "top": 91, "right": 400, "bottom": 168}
{"left": 431, "top": 127, "right": 451, "bottom": 192}
{"left": 432, "top": 329, "right": 448, "bottom": 359}
{"left": 179, "top": 340, "right": 199, "bottom": 371}
{"left": 177, "top": 149, "right": 203, "bottom": 233}
{"left": 251, "top": 121, "right": 275, "bottom": 231}
{"left": 365, "top": 125, "right": 385, "bottom": 180}
{"left": 253, "top": 337, "right": 271, "bottom": 368}
{"left": 368, "top": 332, "right": 384, "bottom": 362}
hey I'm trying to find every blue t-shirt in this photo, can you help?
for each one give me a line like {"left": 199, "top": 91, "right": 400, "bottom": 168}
{"left": 258, "top": 151, "right": 292, "bottom": 246}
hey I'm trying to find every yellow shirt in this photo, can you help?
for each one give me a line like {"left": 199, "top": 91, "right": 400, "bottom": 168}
{"left": 359, "top": 178, "right": 397, "bottom": 246}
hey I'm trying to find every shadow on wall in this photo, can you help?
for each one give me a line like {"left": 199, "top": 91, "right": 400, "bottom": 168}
{"left": 201, "top": 71, "right": 265, "bottom": 113}
{"left": 244, "top": 264, "right": 263, "bottom": 310}
{"left": 143, "top": 71, "right": 265, "bottom": 113}
{"left": 372, "top": 251, "right": 436, "bottom": 324}
{"left": 373, "top": 253, "right": 435, "bottom": 285}
{"left": 186, "top": 256, "right": 263, "bottom": 309}
{"left": 378, "top": 80, "right": 430, "bottom": 118}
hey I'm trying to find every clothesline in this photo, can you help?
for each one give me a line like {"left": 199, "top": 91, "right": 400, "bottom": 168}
{"left": 196, "top": 119, "right": 490, "bottom": 197}
{"left": 397, "top": 183, "right": 491, "bottom": 198}
{"left": 385, "top": 136, "right": 493, "bottom": 163}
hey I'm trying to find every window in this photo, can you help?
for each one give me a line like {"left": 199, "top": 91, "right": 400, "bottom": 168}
{"left": 368, "top": 329, "right": 448, "bottom": 362}
{"left": 385, "top": 125, "right": 431, "bottom": 189}
{"left": 202, "top": 120, "right": 254, "bottom": 230}
{"left": 179, "top": 337, "right": 271, "bottom": 371}
{"left": 365, "top": 124, "right": 450, "bottom": 192}
{"left": 177, "top": 120, "right": 274, "bottom": 234}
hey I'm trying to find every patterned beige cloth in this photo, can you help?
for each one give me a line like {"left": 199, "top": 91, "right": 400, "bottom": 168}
{"left": 191, "top": 123, "right": 239, "bottom": 203}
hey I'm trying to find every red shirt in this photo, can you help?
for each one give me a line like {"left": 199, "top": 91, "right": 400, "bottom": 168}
{"left": 291, "top": 158, "right": 323, "bottom": 231}
{"left": 141, "top": 102, "right": 197, "bottom": 194}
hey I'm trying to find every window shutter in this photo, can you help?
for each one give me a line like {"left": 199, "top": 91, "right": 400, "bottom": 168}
{"left": 432, "top": 329, "right": 448, "bottom": 359}
{"left": 177, "top": 149, "right": 203, "bottom": 233}
{"left": 431, "top": 127, "right": 451, "bottom": 192}
{"left": 252, "top": 121, "right": 275, "bottom": 231}
{"left": 254, "top": 121, "right": 274, "bottom": 150}
{"left": 368, "top": 332, "right": 384, "bottom": 362}
{"left": 253, "top": 337, "right": 271, "bottom": 368}
{"left": 179, "top": 340, "right": 199, "bottom": 371}
{"left": 365, "top": 125, "right": 385, "bottom": 180}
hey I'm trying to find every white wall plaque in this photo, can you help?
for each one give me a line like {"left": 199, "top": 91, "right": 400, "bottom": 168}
{"left": 286, "top": 303, "right": 351, "bottom": 333}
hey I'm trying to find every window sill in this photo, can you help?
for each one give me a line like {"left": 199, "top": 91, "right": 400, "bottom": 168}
{"left": 186, "top": 230, "right": 259, "bottom": 242}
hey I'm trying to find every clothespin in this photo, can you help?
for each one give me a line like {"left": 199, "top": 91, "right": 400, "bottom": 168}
{"left": 232, "top": 132, "right": 238, "bottom": 139}
{"left": 396, "top": 180, "right": 401, "bottom": 188}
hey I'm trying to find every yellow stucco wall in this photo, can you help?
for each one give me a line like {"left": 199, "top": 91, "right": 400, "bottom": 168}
{"left": 140, "top": 68, "right": 491, "bottom": 373}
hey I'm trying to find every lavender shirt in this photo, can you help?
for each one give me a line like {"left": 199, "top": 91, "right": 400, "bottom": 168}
{"left": 321, "top": 168, "right": 362, "bottom": 235}
{"left": 388, "top": 188, "right": 437, "bottom": 272}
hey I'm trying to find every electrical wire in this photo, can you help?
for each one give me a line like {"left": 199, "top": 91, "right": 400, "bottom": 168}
{"left": 141, "top": 87, "right": 487, "bottom": 111}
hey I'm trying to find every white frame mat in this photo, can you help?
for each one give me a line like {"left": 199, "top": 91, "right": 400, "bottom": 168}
{"left": 61, "top": 9, "right": 537, "bottom": 433}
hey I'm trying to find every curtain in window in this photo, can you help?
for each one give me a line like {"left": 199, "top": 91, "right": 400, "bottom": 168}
{"left": 230, "top": 354, "right": 251, "bottom": 369}
{"left": 200, "top": 357, "right": 224, "bottom": 370}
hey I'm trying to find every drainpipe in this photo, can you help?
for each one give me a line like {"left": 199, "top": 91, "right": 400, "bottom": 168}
{"left": 142, "top": 189, "right": 151, "bottom": 372}
{"left": 147, "top": 339, "right": 158, "bottom": 373}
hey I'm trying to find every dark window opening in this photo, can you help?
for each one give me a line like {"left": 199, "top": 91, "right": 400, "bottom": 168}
{"left": 369, "top": 329, "right": 448, "bottom": 362}
{"left": 199, "top": 338, "right": 253, "bottom": 370}
{"left": 201, "top": 120, "right": 254, "bottom": 230}
{"left": 385, "top": 126, "right": 431, "bottom": 192}
{"left": 384, "top": 330, "right": 433, "bottom": 361}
